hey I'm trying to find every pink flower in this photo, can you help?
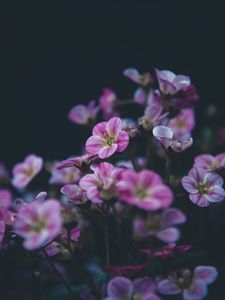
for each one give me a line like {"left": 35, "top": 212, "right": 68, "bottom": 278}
{"left": 0, "top": 163, "right": 9, "bottom": 183}
{"left": 85, "top": 117, "right": 129, "bottom": 159}
{"left": 61, "top": 184, "right": 88, "bottom": 204}
{"left": 182, "top": 167, "right": 225, "bottom": 207}
{"left": 171, "top": 84, "right": 199, "bottom": 108}
{"left": 14, "top": 199, "right": 62, "bottom": 250}
{"left": 123, "top": 68, "right": 152, "bottom": 86}
{"left": 155, "top": 69, "right": 191, "bottom": 95}
{"left": 106, "top": 276, "right": 161, "bottom": 300}
{"left": 57, "top": 154, "right": 96, "bottom": 170}
{"left": 68, "top": 100, "right": 99, "bottom": 125}
{"left": 99, "top": 88, "right": 118, "bottom": 119}
{"left": 116, "top": 169, "right": 173, "bottom": 211}
{"left": 133, "top": 208, "right": 186, "bottom": 243}
{"left": 139, "top": 103, "right": 168, "bottom": 131}
{"left": 0, "top": 189, "right": 12, "bottom": 209}
{"left": 12, "top": 154, "right": 43, "bottom": 189}
{"left": 153, "top": 126, "right": 193, "bottom": 152}
{"left": 157, "top": 266, "right": 218, "bottom": 300}
{"left": 49, "top": 162, "right": 81, "bottom": 185}
{"left": 194, "top": 153, "right": 225, "bottom": 172}
{"left": 79, "top": 162, "right": 121, "bottom": 203}
{"left": 168, "top": 109, "right": 195, "bottom": 137}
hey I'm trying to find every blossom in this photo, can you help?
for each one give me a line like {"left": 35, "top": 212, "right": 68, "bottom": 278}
{"left": 12, "top": 154, "right": 43, "bottom": 189}
{"left": 0, "top": 189, "right": 12, "bottom": 209}
{"left": 194, "top": 153, "right": 225, "bottom": 172}
{"left": 99, "top": 88, "right": 118, "bottom": 119}
{"left": 123, "top": 68, "right": 152, "bottom": 86}
{"left": 155, "top": 69, "right": 191, "bottom": 95}
{"left": 49, "top": 162, "right": 81, "bottom": 185}
{"left": 105, "top": 264, "right": 147, "bottom": 276}
{"left": 86, "top": 117, "right": 129, "bottom": 159}
{"left": 68, "top": 100, "right": 99, "bottom": 125}
{"left": 168, "top": 109, "right": 195, "bottom": 137}
{"left": 106, "top": 276, "right": 161, "bottom": 300}
{"left": 79, "top": 162, "right": 121, "bottom": 203}
{"left": 116, "top": 169, "right": 173, "bottom": 211}
{"left": 57, "top": 154, "right": 96, "bottom": 170}
{"left": 14, "top": 199, "right": 62, "bottom": 250}
{"left": 171, "top": 84, "right": 199, "bottom": 109}
{"left": 153, "top": 126, "right": 193, "bottom": 152}
{"left": 182, "top": 167, "right": 225, "bottom": 207}
{"left": 157, "top": 266, "right": 218, "bottom": 300}
{"left": 139, "top": 103, "right": 168, "bottom": 131}
{"left": 133, "top": 208, "right": 186, "bottom": 243}
{"left": 61, "top": 184, "right": 88, "bottom": 204}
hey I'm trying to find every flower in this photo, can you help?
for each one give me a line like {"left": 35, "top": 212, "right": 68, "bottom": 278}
{"left": 153, "top": 126, "right": 193, "bottom": 152}
{"left": 139, "top": 103, "right": 168, "bottom": 131}
{"left": 123, "top": 68, "right": 152, "bottom": 86}
{"left": 194, "top": 153, "right": 225, "bottom": 171}
{"left": 133, "top": 208, "right": 186, "bottom": 243}
{"left": 106, "top": 276, "right": 161, "bottom": 300}
{"left": 168, "top": 109, "right": 195, "bottom": 137}
{"left": 12, "top": 154, "right": 43, "bottom": 189}
{"left": 68, "top": 100, "right": 99, "bottom": 125}
{"left": 61, "top": 184, "right": 88, "bottom": 204}
{"left": 181, "top": 167, "right": 225, "bottom": 207}
{"left": 157, "top": 266, "right": 218, "bottom": 300}
{"left": 116, "top": 169, "right": 173, "bottom": 211}
{"left": 14, "top": 199, "right": 62, "bottom": 250}
{"left": 171, "top": 84, "right": 199, "bottom": 109}
{"left": 79, "top": 162, "right": 121, "bottom": 203}
{"left": 49, "top": 162, "right": 81, "bottom": 185}
{"left": 57, "top": 154, "right": 96, "bottom": 170}
{"left": 85, "top": 117, "right": 129, "bottom": 159}
{"left": 0, "top": 189, "right": 12, "bottom": 209}
{"left": 155, "top": 69, "right": 191, "bottom": 95}
{"left": 99, "top": 88, "right": 118, "bottom": 119}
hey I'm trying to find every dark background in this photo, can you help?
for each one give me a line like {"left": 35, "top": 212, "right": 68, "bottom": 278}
{"left": 1, "top": 1, "right": 225, "bottom": 166}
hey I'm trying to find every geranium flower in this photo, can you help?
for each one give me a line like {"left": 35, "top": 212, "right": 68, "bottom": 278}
{"left": 49, "top": 162, "right": 81, "bottom": 185}
{"left": 123, "top": 68, "right": 152, "bottom": 86}
{"left": 155, "top": 69, "right": 191, "bottom": 95}
{"left": 99, "top": 88, "right": 118, "bottom": 119}
{"left": 168, "top": 109, "right": 195, "bottom": 137}
{"left": 79, "top": 162, "right": 121, "bottom": 203}
{"left": 157, "top": 266, "right": 218, "bottom": 300}
{"left": 116, "top": 169, "right": 173, "bottom": 211}
{"left": 12, "top": 154, "right": 43, "bottom": 189}
{"left": 86, "top": 117, "right": 129, "bottom": 159}
{"left": 153, "top": 126, "right": 193, "bottom": 152}
{"left": 106, "top": 276, "right": 161, "bottom": 300}
{"left": 194, "top": 153, "right": 225, "bottom": 172}
{"left": 182, "top": 167, "right": 225, "bottom": 207}
{"left": 14, "top": 199, "right": 62, "bottom": 250}
{"left": 133, "top": 208, "right": 186, "bottom": 243}
{"left": 68, "top": 100, "right": 99, "bottom": 125}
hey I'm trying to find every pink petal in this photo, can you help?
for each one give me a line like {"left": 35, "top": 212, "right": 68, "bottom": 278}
{"left": 106, "top": 117, "right": 122, "bottom": 137}
{"left": 134, "top": 87, "right": 146, "bottom": 105}
{"left": 183, "top": 280, "right": 207, "bottom": 300}
{"left": 157, "top": 279, "right": 181, "bottom": 295}
{"left": 206, "top": 186, "right": 225, "bottom": 202}
{"left": 116, "top": 130, "right": 129, "bottom": 152}
{"left": 133, "top": 277, "right": 156, "bottom": 294}
{"left": 181, "top": 176, "right": 198, "bottom": 193}
{"left": 204, "top": 172, "right": 224, "bottom": 186}
{"left": 92, "top": 122, "right": 107, "bottom": 137}
{"left": 68, "top": 105, "right": 88, "bottom": 124}
{"left": 138, "top": 170, "right": 163, "bottom": 187}
{"left": 156, "top": 227, "right": 180, "bottom": 243}
{"left": 85, "top": 135, "right": 105, "bottom": 155}
{"left": 189, "top": 194, "right": 209, "bottom": 207}
{"left": 98, "top": 144, "right": 118, "bottom": 159}
{"left": 161, "top": 208, "right": 186, "bottom": 226}
{"left": 79, "top": 174, "right": 99, "bottom": 191}
{"left": 194, "top": 266, "right": 218, "bottom": 284}
{"left": 107, "top": 276, "right": 133, "bottom": 298}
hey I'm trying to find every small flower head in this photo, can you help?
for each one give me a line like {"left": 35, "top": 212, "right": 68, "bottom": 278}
{"left": 155, "top": 69, "right": 191, "bottom": 95}
{"left": 139, "top": 103, "right": 168, "bottom": 131}
{"left": 0, "top": 189, "right": 12, "bottom": 209}
{"left": 61, "top": 184, "right": 88, "bottom": 204}
{"left": 123, "top": 68, "right": 152, "bottom": 86}
{"left": 134, "top": 208, "right": 186, "bottom": 243}
{"left": 99, "top": 88, "right": 118, "bottom": 118}
{"left": 194, "top": 153, "right": 225, "bottom": 172}
{"left": 117, "top": 169, "right": 173, "bottom": 211}
{"left": 168, "top": 109, "right": 195, "bottom": 137}
{"left": 57, "top": 154, "right": 96, "bottom": 171}
{"left": 86, "top": 117, "right": 129, "bottom": 159}
{"left": 79, "top": 162, "right": 121, "bottom": 203}
{"left": 68, "top": 100, "right": 99, "bottom": 125}
{"left": 182, "top": 167, "right": 225, "bottom": 207}
{"left": 12, "top": 154, "right": 43, "bottom": 189}
{"left": 14, "top": 199, "right": 62, "bottom": 250}
{"left": 49, "top": 162, "right": 81, "bottom": 185}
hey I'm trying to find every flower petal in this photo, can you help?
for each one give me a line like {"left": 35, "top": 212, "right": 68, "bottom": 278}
{"left": 161, "top": 208, "right": 186, "bottom": 226}
{"left": 107, "top": 276, "right": 133, "bottom": 298}
{"left": 183, "top": 280, "right": 207, "bottom": 300}
{"left": 86, "top": 135, "right": 105, "bottom": 155}
{"left": 106, "top": 117, "right": 122, "bottom": 137}
{"left": 194, "top": 266, "right": 218, "bottom": 284}
{"left": 157, "top": 279, "right": 181, "bottom": 295}
{"left": 116, "top": 130, "right": 129, "bottom": 152}
{"left": 156, "top": 227, "right": 180, "bottom": 243}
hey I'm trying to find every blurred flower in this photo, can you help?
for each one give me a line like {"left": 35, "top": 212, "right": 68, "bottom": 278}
{"left": 61, "top": 184, "right": 88, "bottom": 204}
{"left": 133, "top": 208, "right": 186, "bottom": 243}
{"left": 12, "top": 154, "right": 43, "bottom": 189}
{"left": 14, "top": 199, "right": 62, "bottom": 250}
{"left": 79, "top": 162, "right": 121, "bottom": 203}
{"left": 194, "top": 153, "right": 225, "bottom": 172}
{"left": 57, "top": 154, "right": 96, "bottom": 170}
{"left": 0, "top": 189, "right": 12, "bottom": 209}
{"left": 106, "top": 276, "right": 160, "bottom": 300}
{"left": 49, "top": 162, "right": 81, "bottom": 185}
{"left": 116, "top": 169, "right": 173, "bottom": 211}
{"left": 182, "top": 167, "right": 225, "bottom": 207}
{"left": 42, "top": 241, "right": 60, "bottom": 256}
{"left": 168, "top": 109, "right": 195, "bottom": 137}
{"left": 86, "top": 117, "right": 129, "bottom": 159}
{"left": 171, "top": 84, "right": 199, "bottom": 109}
{"left": 155, "top": 69, "right": 191, "bottom": 95}
{"left": 157, "top": 266, "right": 218, "bottom": 300}
{"left": 139, "top": 103, "right": 168, "bottom": 131}
{"left": 99, "top": 88, "right": 118, "bottom": 119}
{"left": 153, "top": 126, "right": 193, "bottom": 152}
{"left": 0, "top": 163, "right": 9, "bottom": 183}
{"left": 123, "top": 68, "right": 152, "bottom": 86}
{"left": 68, "top": 100, "right": 99, "bottom": 125}
{"left": 122, "top": 118, "right": 139, "bottom": 138}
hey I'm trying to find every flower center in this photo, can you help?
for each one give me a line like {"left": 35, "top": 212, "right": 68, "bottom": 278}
{"left": 175, "top": 119, "right": 186, "bottom": 129}
{"left": 31, "top": 219, "right": 46, "bottom": 233}
{"left": 134, "top": 186, "right": 148, "bottom": 200}
{"left": 132, "top": 294, "right": 141, "bottom": 300}
{"left": 105, "top": 135, "right": 116, "bottom": 146}
{"left": 197, "top": 182, "right": 208, "bottom": 195}
{"left": 145, "top": 214, "right": 161, "bottom": 231}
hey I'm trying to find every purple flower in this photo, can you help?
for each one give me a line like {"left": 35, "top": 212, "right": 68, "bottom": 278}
{"left": 99, "top": 88, "right": 118, "bottom": 119}
{"left": 68, "top": 100, "right": 99, "bottom": 125}
{"left": 123, "top": 68, "right": 152, "bottom": 86}
{"left": 12, "top": 154, "right": 43, "bottom": 189}
{"left": 153, "top": 126, "right": 193, "bottom": 152}
{"left": 86, "top": 117, "right": 129, "bottom": 159}
{"left": 106, "top": 276, "right": 161, "bottom": 300}
{"left": 14, "top": 199, "right": 62, "bottom": 250}
{"left": 139, "top": 103, "right": 168, "bottom": 131}
{"left": 155, "top": 69, "right": 191, "bottom": 95}
{"left": 133, "top": 208, "right": 186, "bottom": 243}
{"left": 116, "top": 169, "right": 173, "bottom": 211}
{"left": 171, "top": 84, "right": 199, "bottom": 109}
{"left": 61, "top": 184, "right": 88, "bottom": 204}
{"left": 79, "top": 162, "right": 121, "bottom": 203}
{"left": 168, "top": 109, "right": 195, "bottom": 138}
{"left": 57, "top": 154, "right": 96, "bottom": 170}
{"left": 182, "top": 167, "right": 225, "bottom": 207}
{"left": 157, "top": 266, "right": 218, "bottom": 300}
{"left": 194, "top": 153, "right": 225, "bottom": 172}
{"left": 49, "top": 162, "right": 81, "bottom": 185}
